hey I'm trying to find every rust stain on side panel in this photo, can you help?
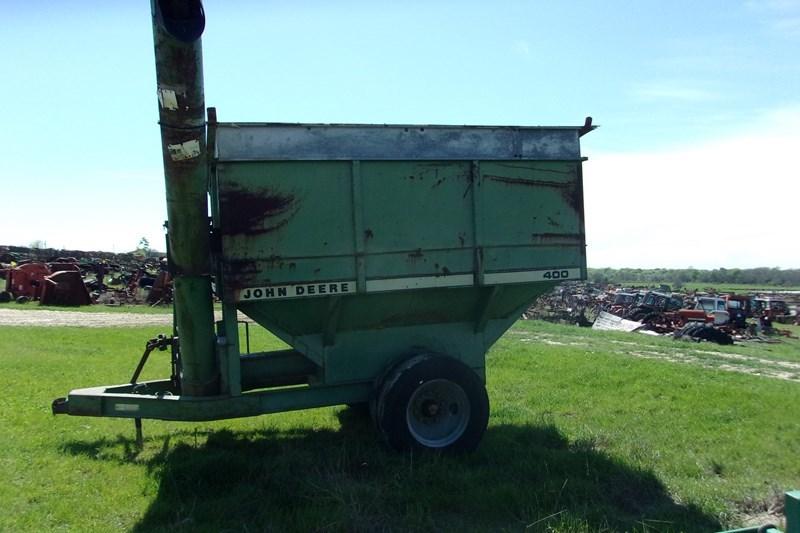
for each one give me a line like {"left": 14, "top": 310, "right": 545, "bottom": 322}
{"left": 485, "top": 175, "right": 571, "bottom": 188}
{"left": 221, "top": 259, "right": 260, "bottom": 291}
{"left": 485, "top": 173, "right": 582, "bottom": 212}
{"left": 219, "top": 186, "right": 297, "bottom": 235}
{"left": 531, "top": 233, "right": 583, "bottom": 246}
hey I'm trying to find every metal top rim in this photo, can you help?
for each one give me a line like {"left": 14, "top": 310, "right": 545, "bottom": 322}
{"left": 213, "top": 121, "right": 597, "bottom": 132}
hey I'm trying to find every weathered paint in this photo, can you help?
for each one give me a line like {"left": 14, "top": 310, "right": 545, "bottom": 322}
{"left": 167, "top": 139, "right": 201, "bottom": 161}
{"left": 218, "top": 186, "right": 297, "bottom": 235}
{"left": 157, "top": 87, "right": 179, "bottom": 110}
{"left": 151, "top": 0, "right": 217, "bottom": 396}
{"left": 215, "top": 123, "right": 587, "bottom": 161}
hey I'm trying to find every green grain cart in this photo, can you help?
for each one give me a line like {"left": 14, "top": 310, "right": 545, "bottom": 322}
{"left": 52, "top": 0, "right": 594, "bottom": 452}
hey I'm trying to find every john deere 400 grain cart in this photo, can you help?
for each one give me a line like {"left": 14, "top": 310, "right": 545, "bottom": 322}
{"left": 53, "top": 0, "right": 593, "bottom": 452}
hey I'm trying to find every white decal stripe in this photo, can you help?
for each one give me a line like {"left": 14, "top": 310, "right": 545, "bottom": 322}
{"left": 366, "top": 274, "right": 474, "bottom": 293}
{"left": 114, "top": 403, "right": 140, "bottom": 412}
{"left": 236, "top": 268, "right": 582, "bottom": 301}
{"left": 484, "top": 268, "right": 582, "bottom": 285}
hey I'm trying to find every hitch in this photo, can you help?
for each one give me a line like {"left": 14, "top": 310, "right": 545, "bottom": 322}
{"left": 130, "top": 334, "right": 176, "bottom": 385}
{"left": 130, "top": 334, "right": 177, "bottom": 447}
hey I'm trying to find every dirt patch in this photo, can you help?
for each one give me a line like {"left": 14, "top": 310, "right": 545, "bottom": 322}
{"left": 507, "top": 331, "right": 589, "bottom": 347}
{"left": 735, "top": 491, "right": 785, "bottom": 531}
{"left": 691, "top": 349, "right": 800, "bottom": 370}
{"left": 0, "top": 309, "right": 243, "bottom": 328}
{"left": 507, "top": 329, "right": 800, "bottom": 383}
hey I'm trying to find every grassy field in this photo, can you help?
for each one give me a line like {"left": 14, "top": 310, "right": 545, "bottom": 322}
{"left": 0, "top": 319, "right": 798, "bottom": 532}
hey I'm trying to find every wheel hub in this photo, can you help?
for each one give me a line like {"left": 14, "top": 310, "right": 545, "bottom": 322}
{"left": 406, "top": 379, "right": 470, "bottom": 448}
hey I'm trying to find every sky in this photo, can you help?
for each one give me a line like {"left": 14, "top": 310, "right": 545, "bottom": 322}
{"left": 1, "top": 0, "right": 798, "bottom": 268}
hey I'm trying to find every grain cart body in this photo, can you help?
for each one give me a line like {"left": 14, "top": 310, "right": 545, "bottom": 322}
{"left": 212, "top": 122, "right": 588, "bottom": 389}
{"left": 53, "top": 0, "right": 592, "bottom": 451}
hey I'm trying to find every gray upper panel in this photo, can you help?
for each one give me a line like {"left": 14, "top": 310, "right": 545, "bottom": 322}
{"left": 214, "top": 123, "right": 585, "bottom": 161}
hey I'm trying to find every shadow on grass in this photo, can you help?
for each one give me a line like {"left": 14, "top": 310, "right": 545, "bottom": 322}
{"left": 61, "top": 409, "right": 720, "bottom": 532}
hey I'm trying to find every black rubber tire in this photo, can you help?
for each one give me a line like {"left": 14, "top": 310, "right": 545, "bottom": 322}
{"left": 692, "top": 325, "right": 714, "bottom": 341}
{"left": 693, "top": 325, "right": 734, "bottom": 345}
{"left": 640, "top": 312, "right": 660, "bottom": 324}
{"left": 687, "top": 323, "right": 705, "bottom": 337}
{"left": 675, "top": 323, "right": 701, "bottom": 340}
{"left": 375, "top": 354, "right": 489, "bottom": 453}
{"left": 715, "top": 330, "right": 734, "bottom": 345}
{"left": 0, "top": 291, "right": 11, "bottom": 303}
{"left": 674, "top": 323, "right": 689, "bottom": 338}
{"left": 625, "top": 306, "right": 645, "bottom": 320}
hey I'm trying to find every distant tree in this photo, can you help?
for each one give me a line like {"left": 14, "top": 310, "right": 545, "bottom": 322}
{"left": 29, "top": 240, "right": 45, "bottom": 249}
{"left": 137, "top": 237, "right": 151, "bottom": 253}
{"left": 591, "top": 270, "right": 609, "bottom": 285}
{"left": 586, "top": 267, "right": 800, "bottom": 289}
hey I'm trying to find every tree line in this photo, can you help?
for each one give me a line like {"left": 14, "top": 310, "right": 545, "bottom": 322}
{"left": 588, "top": 267, "right": 800, "bottom": 288}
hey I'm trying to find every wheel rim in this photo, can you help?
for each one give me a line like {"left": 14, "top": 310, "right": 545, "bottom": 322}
{"left": 405, "top": 378, "right": 470, "bottom": 448}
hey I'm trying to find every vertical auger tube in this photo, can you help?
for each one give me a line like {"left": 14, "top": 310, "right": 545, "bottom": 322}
{"left": 151, "top": 0, "right": 218, "bottom": 396}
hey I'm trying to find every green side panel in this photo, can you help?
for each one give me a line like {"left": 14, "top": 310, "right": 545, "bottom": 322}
{"left": 360, "top": 161, "right": 474, "bottom": 278}
{"left": 217, "top": 161, "right": 356, "bottom": 291}
{"left": 216, "top": 160, "right": 481, "bottom": 290}
{"left": 216, "top": 159, "right": 586, "bottom": 292}
{"left": 480, "top": 160, "right": 585, "bottom": 273}
{"left": 481, "top": 161, "right": 583, "bottom": 242}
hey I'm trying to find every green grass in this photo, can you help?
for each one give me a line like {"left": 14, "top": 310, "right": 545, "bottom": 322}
{"left": 1, "top": 321, "right": 798, "bottom": 532}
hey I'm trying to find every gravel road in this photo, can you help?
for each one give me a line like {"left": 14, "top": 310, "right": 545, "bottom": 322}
{"left": 0, "top": 308, "right": 178, "bottom": 327}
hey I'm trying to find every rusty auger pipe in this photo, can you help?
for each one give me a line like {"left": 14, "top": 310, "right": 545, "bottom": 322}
{"left": 151, "top": 0, "right": 218, "bottom": 396}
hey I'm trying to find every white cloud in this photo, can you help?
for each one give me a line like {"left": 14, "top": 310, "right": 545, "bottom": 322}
{"left": 583, "top": 105, "right": 800, "bottom": 268}
{"left": 632, "top": 82, "right": 719, "bottom": 102}
{"left": 745, "top": 0, "right": 800, "bottom": 36}
{"left": 512, "top": 39, "right": 530, "bottom": 56}
{"left": 774, "top": 16, "right": 800, "bottom": 35}
{"left": 746, "top": 0, "right": 800, "bottom": 12}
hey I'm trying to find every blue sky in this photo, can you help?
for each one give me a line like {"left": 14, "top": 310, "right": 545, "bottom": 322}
{"left": 1, "top": 1, "right": 798, "bottom": 268}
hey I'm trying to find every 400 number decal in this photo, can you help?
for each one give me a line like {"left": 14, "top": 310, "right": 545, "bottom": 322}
{"left": 482, "top": 268, "right": 582, "bottom": 285}
{"left": 542, "top": 270, "right": 571, "bottom": 280}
